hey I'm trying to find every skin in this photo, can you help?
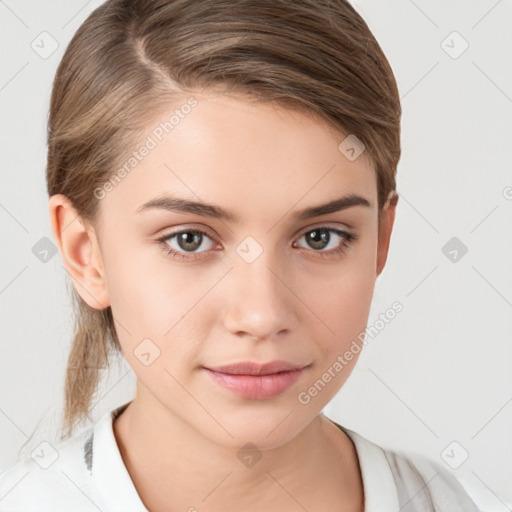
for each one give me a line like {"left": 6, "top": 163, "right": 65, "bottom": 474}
{"left": 49, "top": 91, "right": 398, "bottom": 512}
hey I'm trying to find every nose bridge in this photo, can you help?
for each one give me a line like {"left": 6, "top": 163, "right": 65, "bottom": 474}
{"left": 222, "top": 239, "right": 297, "bottom": 339}
{"left": 236, "top": 247, "right": 283, "bottom": 298}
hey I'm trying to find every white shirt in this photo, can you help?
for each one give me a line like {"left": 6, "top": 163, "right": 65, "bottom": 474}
{"left": 0, "top": 401, "right": 482, "bottom": 511}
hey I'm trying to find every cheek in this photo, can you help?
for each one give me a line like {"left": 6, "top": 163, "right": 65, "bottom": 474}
{"left": 101, "top": 239, "right": 214, "bottom": 366}
{"left": 102, "top": 237, "right": 200, "bottom": 326}
{"left": 306, "top": 272, "right": 375, "bottom": 339}
{"left": 299, "top": 242, "right": 377, "bottom": 350}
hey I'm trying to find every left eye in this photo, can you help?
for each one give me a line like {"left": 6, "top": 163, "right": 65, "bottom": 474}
{"left": 295, "top": 227, "right": 352, "bottom": 252}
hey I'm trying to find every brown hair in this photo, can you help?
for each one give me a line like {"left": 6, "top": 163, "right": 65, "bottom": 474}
{"left": 45, "top": 0, "right": 401, "bottom": 439}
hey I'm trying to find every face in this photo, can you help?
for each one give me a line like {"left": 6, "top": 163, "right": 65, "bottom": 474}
{"left": 83, "top": 92, "right": 392, "bottom": 449}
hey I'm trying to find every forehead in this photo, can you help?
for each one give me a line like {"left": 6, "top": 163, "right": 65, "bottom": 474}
{"left": 98, "top": 92, "right": 377, "bottom": 224}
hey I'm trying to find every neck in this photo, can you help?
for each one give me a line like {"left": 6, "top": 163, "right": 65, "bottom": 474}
{"left": 112, "top": 393, "right": 363, "bottom": 512}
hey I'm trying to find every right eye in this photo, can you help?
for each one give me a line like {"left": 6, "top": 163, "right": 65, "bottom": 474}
{"left": 157, "top": 228, "right": 218, "bottom": 261}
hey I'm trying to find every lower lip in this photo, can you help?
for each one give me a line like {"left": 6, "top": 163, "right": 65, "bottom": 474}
{"left": 204, "top": 367, "right": 305, "bottom": 400}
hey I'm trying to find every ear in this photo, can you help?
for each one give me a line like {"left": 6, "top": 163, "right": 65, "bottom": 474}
{"left": 376, "top": 191, "right": 399, "bottom": 277}
{"left": 48, "top": 194, "right": 110, "bottom": 309}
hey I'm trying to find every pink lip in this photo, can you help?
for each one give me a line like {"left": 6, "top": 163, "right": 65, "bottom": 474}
{"left": 203, "top": 360, "right": 309, "bottom": 400}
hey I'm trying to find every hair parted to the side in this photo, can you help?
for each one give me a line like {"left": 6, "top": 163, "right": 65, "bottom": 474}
{"left": 46, "top": 0, "right": 401, "bottom": 439}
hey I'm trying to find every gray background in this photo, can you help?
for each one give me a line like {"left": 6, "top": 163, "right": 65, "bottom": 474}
{"left": 1, "top": 1, "right": 511, "bottom": 510}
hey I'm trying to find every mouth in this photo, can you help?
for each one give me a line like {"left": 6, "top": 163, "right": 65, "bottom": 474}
{"left": 203, "top": 360, "right": 310, "bottom": 399}
{"left": 206, "top": 360, "right": 308, "bottom": 375}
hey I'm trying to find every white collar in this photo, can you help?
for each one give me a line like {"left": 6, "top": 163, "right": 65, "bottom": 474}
{"left": 92, "top": 402, "right": 148, "bottom": 511}
{"left": 334, "top": 423, "right": 400, "bottom": 511}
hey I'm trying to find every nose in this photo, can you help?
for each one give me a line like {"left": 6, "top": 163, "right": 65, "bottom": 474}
{"left": 221, "top": 250, "right": 299, "bottom": 341}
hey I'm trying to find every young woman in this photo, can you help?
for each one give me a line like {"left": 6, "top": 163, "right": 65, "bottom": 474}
{"left": 0, "top": 0, "right": 482, "bottom": 510}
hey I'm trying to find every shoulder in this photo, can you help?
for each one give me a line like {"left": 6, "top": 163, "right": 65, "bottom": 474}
{"left": 335, "top": 422, "right": 483, "bottom": 512}
{"left": 381, "top": 446, "right": 483, "bottom": 512}
{"left": 0, "top": 425, "right": 98, "bottom": 512}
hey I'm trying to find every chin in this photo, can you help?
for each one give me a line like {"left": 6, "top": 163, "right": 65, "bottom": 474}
{"left": 198, "top": 404, "right": 317, "bottom": 450}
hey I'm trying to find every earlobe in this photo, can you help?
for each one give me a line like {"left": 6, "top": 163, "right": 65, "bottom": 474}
{"left": 376, "top": 191, "right": 399, "bottom": 277}
{"left": 48, "top": 194, "right": 110, "bottom": 310}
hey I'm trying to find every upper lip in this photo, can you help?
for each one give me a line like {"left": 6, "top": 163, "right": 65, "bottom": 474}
{"left": 205, "top": 360, "right": 308, "bottom": 376}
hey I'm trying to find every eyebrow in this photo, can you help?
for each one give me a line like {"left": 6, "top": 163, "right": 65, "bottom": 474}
{"left": 136, "top": 193, "right": 371, "bottom": 223}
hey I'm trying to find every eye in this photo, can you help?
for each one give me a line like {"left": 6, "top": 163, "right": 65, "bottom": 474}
{"left": 293, "top": 227, "right": 357, "bottom": 259}
{"left": 156, "top": 225, "right": 358, "bottom": 261}
{"left": 157, "top": 228, "right": 217, "bottom": 261}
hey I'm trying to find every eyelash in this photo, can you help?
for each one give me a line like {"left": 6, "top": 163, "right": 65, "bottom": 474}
{"left": 156, "top": 225, "right": 358, "bottom": 262}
